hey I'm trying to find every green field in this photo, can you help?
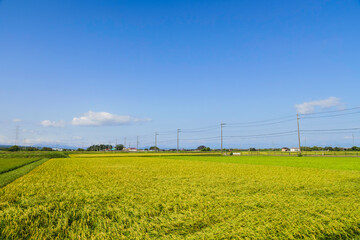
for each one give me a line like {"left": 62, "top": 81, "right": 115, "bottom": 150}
{"left": 234, "top": 151, "right": 360, "bottom": 157}
{"left": 0, "top": 151, "right": 68, "bottom": 159}
{"left": 161, "top": 155, "right": 360, "bottom": 171}
{"left": 1, "top": 154, "right": 360, "bottom": 239}
{"left": 0, "top": 158, "right": 42, "bottom": 174}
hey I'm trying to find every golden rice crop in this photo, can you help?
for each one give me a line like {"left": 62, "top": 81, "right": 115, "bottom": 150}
{"left": 1, "top": 155, "right": 360, "bottom": 239}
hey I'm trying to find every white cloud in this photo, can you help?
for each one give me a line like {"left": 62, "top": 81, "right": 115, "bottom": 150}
{"left": 13, "top": 118, "right": 22, "bottom": 123}
{"left": 41, "top": 120, "right": 66, "bottom": 128}
{"left": 71, "top": 111, "right": 151, "bottom": 126}
{"left": 295, "top": 97, "right": 342, "bottom": 114}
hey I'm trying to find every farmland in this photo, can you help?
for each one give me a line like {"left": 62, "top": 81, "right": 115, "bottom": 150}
{"left": 0, "top": 151, "right": 68, "bottom": 187}
{"left": 1, "top": 154, "right": 360, "bottom": 239}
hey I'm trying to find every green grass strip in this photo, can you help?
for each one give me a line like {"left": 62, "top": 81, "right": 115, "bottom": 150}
{"left": 0, "top": 158, "right": 49, "bottom": 188}
{"left": 0, "top": 158, "right": 41, "bottom": 174}
{"left": 159, "top": 155, "right": 360, "bottom": 171}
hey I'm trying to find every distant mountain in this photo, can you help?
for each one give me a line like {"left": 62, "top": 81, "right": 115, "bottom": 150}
{"left": 0, "top": 143, "right": 79, "bottom": 150}
{"left": 0, "top": 145, "right": 11, "bottom": 149}
{"left": 33, "top": 144, "right": 78, "bottom": 150}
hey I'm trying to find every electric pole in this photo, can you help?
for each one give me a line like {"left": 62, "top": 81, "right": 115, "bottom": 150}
{"left": 177, "top": 129, "right": 181, "bottom": 152}
{"left": 297, "top": 114, "right": 301, "bottom": 153}
{"left": 137, "top": 136, "right": 139, "bottom": 150}
{"left": 15, "top": 125, "right": 19, "bottom": 146}
{"left": 221, "top": 122, "right": 225, "bottom": 153}
{"left": 352, "top": 134, "right": 355, "bottom": 146}
{"left": 155, "top": 132, "right": 158, "bottom": 151}
{"left": 124, "top": 137, "right": 126, "bottom": 148}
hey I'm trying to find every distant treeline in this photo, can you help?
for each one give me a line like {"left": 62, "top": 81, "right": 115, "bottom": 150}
{"left": 238, "top": 146, "right": 360, "bottom": 151}
{"left": 2, "top": 145, "right": 360, "bottom": 152}
{"left": 300, "top": 146, "right": 360, "bottom": 151}
{"left": 0, "top": 146, "right": 74, "bottom": 152}
{"left": 87, "top": 144, "right": 124, "bottom": 151}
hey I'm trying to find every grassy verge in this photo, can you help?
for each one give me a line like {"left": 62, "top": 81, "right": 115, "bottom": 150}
{"left": 0, "top": 158, "right": 49, "bottom": 187}
{"left": 0, "top": 158, "right": 41, "bottom": 174}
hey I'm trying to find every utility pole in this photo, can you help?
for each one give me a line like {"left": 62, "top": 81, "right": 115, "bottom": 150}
{"left": 137, "top": 136, "right": 139, "bottom": 150}
{"left": 177, "top": 129, "right": 181, "bottom": 152}
{"left": 352, "top": 134, "right": 355, "bottom": 146}
{"left": 124, "top": 137, "right": 126, "bottom": 148}
{"left": 155, "top": 132, "right": 158, "bottom": 151}
{"left": 15, "top": 125, "right": 19, "bottom": 146}
{"left": 297, "top": 114, "right": 301, "bottom": 153}
{"left": 221, "top": 122, "right": 225, "bottom": 153}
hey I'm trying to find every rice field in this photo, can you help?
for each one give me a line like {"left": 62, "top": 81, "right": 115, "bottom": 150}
{"left": 0, "top": 151, "right": 68, "bottom": 187}
{"left": 1, "top": 154, "right": 360, "bottom": 239}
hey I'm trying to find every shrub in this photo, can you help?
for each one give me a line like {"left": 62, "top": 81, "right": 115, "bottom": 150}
{"left": 8, "top": 146, "right": 20, "bottom": 152}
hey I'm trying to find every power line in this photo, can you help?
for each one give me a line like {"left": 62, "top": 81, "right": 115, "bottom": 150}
{"left": 181, "top": 136, "right": 220, "bottom": 141}
{"left": 225, "top": 133, "right": 298, "bottom": 140}
{"left": 300, "top": 106, "right": 360, "bottom": 116}
{"left": 300, "top": 131, "right": 360, "bottom": 135}
{"left": 226, "top": 118, "right": 295, "bottom": 128}
{"left": 181, "top": 125, "right": 220, "bottom": 133}
{"left": 301, "top": 111, "right": 360, "bottom": 120}
{"left": 226, "top": 115, "right": 295, "bottom": 126}
{"left": 301, "top": 127, "right": 360, "bottom": 132}
{"left": 224, "top": 130, "right": 297, "bottom": 139}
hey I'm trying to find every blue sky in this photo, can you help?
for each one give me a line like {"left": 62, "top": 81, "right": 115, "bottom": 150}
{"left": 0, "top": 0, "right": 359, "bottom": 149}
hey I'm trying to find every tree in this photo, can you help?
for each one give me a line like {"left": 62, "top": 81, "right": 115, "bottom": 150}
{"left": 86, "top": 144, "right": 112, "bottom": 151}
{"left": 351, "top": 146, "right": 360, "bottom": 151}
{"left": 201, "top": 147, "right": 211, "bottom": 151}
{"left": 26, "top": 147, "right": 39, "bottom": 151}
{"left": 324, "top": 146, "right": 334, "bottom": 151}
{"left": 77, "top": 148, "right": 85, "bottom": 151}
{"left": 41, "top": 147, "right": 53, "bottom": 151}
{"left": 196, "top": 145, "right": 206, "bottom": 151}
{"left": 115, "top": 144, "right": 124, "bottom": 151}
{"left": 8, "top": 145, "right": 20, "bottom": 152}
{"left": 311, "top": 146, "right": 322, "bottom": 151}
{"left": 149, "top": 146, "right": 159, "bottom": 151}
